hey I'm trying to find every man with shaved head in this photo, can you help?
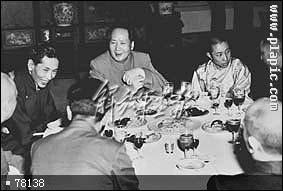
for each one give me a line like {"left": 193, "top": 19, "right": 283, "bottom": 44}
{"left": 1, "top": 72, "right": 19, "bottom": 189}
{"left": 243, "top": 98, "right": 281, "bottom": 163}
{"left": 207, "top": 98, "right": 282, "bottom": 190}
{"left": 1, "top": 73, "right": 17, "bottom": 123}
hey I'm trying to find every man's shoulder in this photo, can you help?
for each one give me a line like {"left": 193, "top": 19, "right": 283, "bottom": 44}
{"left": 132, "top": 51, "right": 150, "bottom": 60}
{"left": 95, "top": 136, "right": 123, "bottom": 149}
{"left": 195, "top": 61, "right": 209, "bottom": 73}
{"left": 231, "top": 58, "right": 248, "bottom": 70}
{"left": 90, "top": 51, "right": 110, "bottom": 67}
{"left": 31, "top": 137, "right": 45, "bottom": 154}
{"left": 208, "top": 174, "right": 282, "bottom": 190}
{"left": 14, "top": 71, "right": 28, "bottom": 85}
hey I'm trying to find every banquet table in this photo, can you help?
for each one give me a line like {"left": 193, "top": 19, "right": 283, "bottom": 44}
{"left": 100, "top": 93, "right": 254, "bottom": 189}
{"left": 42, "top": 93, "right": 254, "bottom": 189}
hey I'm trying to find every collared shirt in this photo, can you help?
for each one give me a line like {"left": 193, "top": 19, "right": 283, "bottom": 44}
{"left": 192, "top": 58, "right": 251, "bottom": 96}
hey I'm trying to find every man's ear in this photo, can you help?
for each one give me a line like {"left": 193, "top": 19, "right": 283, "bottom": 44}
{"left": 66, "top": 105, "right": 72, "bottom": 120}
{"left": 206, "top": 52, "right": 212, "bottom": 60}
{"left": 130, "top": 41, "right": 135, "bottom": 51}
{"left": 27, "top": 59, "right": 35, "bottom": 74}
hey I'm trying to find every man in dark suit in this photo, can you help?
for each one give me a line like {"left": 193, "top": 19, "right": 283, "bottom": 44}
{"left": 30, "top": 78, "right": 139, "bottom": 190}
{"left": 207, "top": 97, "right": 282, "bottom": 190}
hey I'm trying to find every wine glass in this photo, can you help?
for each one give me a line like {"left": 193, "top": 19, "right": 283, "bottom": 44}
{"left": 224, "top": 96, "right": 233, "bottom": 116}
{"left": 226, "top": 119, "right": 241, "bottom": 144}
{"left": 233, "top": 89, "right": 245, "bottom": 115}
{"left": 180, "top": 81, "right": 192, "bottom": 100}
{"left": 162, "top": 82, "right": 174, "bottom": 106}
{"left": 209, "top": 86, "right": 220, "bottom": 115}
{"left": 133, "top": 133, "right": 145, "bottom": 159}
{"left": 177, "top": 133, "right": 199, "bottom": 159}
{"left": 104, "top": 129, "right": 113, "bottom": 138}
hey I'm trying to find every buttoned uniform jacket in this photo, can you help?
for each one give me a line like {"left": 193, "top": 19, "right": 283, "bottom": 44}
{"left": 30, "top": 118, "right": 139, "bottom": 190}
{"left": 90, "top": 51, "right": 168, "bottom": 101}
{"left": 1, "top": 70, "right": 59, "bottom": 156}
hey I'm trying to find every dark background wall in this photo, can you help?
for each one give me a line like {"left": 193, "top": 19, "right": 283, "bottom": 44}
{"left": 1, "top": 1, "right": 281, "bottom": 112}
{"left": 2, "top": 1, "right": 279, "bottom": 78}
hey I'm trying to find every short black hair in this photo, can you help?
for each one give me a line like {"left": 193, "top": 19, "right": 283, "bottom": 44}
{"left": 28, "top": 43, "right": 58, "bottom": 65}
{"left": 108, "top": 23, "right": 136, "bottom": 42}
{"left": 67, "top": 78, "right": 103, "bottom": 104}
{"left": 208, "top": 33, "right": 230, "bottom": 53}
{"left": 67, "top": 77, "right": 110, "bottom": 119}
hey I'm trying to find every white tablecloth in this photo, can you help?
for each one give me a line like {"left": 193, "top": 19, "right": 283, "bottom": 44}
{"left": 43, "top": 95, "right": 254, "bottom": 189}
{"left": 106, "top": 95, "right": 254, "bottom": 176}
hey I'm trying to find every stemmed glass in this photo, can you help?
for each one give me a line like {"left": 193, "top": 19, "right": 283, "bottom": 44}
{"left": 177, "top": 133, "right": 199, "bottom": 159}
{"left": 180, "top": 81, "right": 192, "bottom": 100}
{"left": 104, "top": 129, "right": 113, "bottom": 138}
{"left": 226, "top": 119, "right": 241, "bottom": 144}
{"left": 224, "top": 95, "right": 233, "bottom": 116}
{"left": 133, "top": 134, "right": 145, "bottom": 159}
{"left": 162, "top": 82, "right": 174, "bottom": 106}
{"left": 233, "top": 89, "right": 245, "bottom": 115}
{"left": 209, "top": 86, "right": 220, "bottom": 115}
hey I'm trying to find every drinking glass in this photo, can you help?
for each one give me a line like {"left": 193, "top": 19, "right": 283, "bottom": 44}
{"left": 180, "top": 81, "right": 192, "bottom": 100}
{"left": 104, "top": 129, "right": 113, "bottom": 138}
{"left": 233, "top": 89, "right": 245, "bottom": 115}
{"left": 177, "top": 133, "right": 199, "bottom": 158}
{"left": 133, "top": 136, "right": 144, "bottom": 159}
{"left": 162, "top": 82, "right": 174, "bottom": 106}
{"left": 226, "top": 119, "right": 241, "bottom": 144}
{"left": 224, "top": 97, "right": 233, "bottom": 116}
{"left": 209, "top": 86, "right": 220, "bottom": 115}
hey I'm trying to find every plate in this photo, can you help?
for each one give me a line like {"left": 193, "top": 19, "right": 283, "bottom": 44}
{"left": 201, "top": 121, "right": 226, "bottom": 134}
{"left": 144, "top": 133, "right": 162, "bottom": 143}
{"left": 176, "top": 158, "right": 205, "bottom": 170}
{"left": 149, "top": 118, "right": 201, "bottom": 135}
{"left": 136, "top": 109, "right": 157, "bottom": 116}
{"left": 183, "top": 107, "right": 209, "bottom": 117}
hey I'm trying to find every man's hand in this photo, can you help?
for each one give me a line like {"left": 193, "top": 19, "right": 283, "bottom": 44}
{"left": 122, "top": 68, "right": 145, "bottom": 86}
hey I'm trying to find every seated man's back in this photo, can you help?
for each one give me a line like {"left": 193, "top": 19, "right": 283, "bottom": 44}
{"left": 30, "top": 78, "right": 139, "bottom": 190}
{"left": 207, "top": 98, "right": 282, "bottom": 190}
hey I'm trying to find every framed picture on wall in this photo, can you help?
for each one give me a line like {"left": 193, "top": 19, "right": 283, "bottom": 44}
{"left": 2, "top": 29, "right": 35, "bottom": 49}
{"left": 84, "top": 2, "right": 116, "bottom": 23}
{"left": 54, "top": 27, "right": 75, "bottom": 42}
{"left": 84, "top": 24, "right": 111, "bottom": 43}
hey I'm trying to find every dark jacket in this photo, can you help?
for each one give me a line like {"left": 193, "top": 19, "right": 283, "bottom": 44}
{"left": 31, "top": 118, "right": 139, "bottom": 190}
{"left": 1, "top": 70, "right": 59, "bottom": 156}
{"left": 207, "top": 161, "right": 282, "bottom": 190}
